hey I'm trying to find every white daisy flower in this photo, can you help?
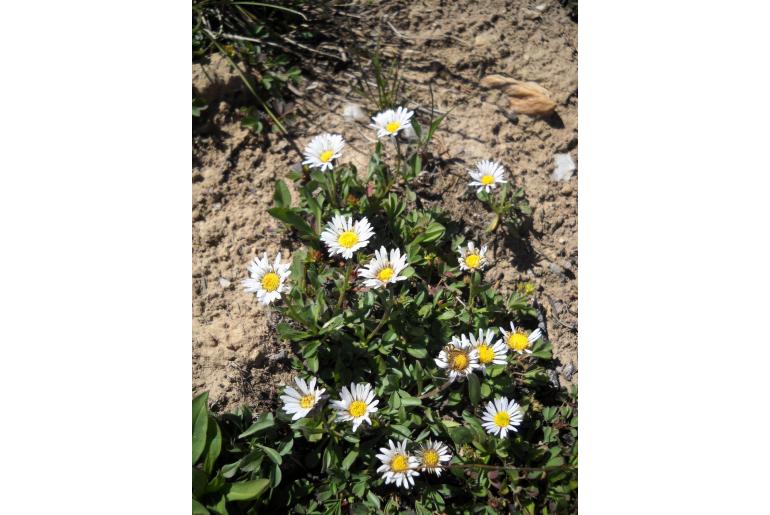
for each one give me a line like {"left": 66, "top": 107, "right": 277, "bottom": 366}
{"left": 359, "top": 246, "right": 409, "bottom": 289}
{"left": 370, "top": 106, "right": 414, "bottom": 138}
{"left": 415, "top": 439, "right": 452, "bottom": 476}
{"left": 302, "top": 133, "right": 346, "bottom": 171}
{"left": 499, "top": 321, "right": 543, "bottom": 354}
{"left": 279, "top": 377, "right": 326, "bottom": 421}
{"left": 376, "top": 439, "right": 420, "bottom": 489}
{"left": 320, "top": 214, "right": 375, "bottom": 260}
{"left": 241, "top": 252, "right": 291, "bottom": 305}
{"left": 457, "top": 241, "right": 489, "bottom": 272}
{"left": 434, "top": 334, "right": 480, "bottom": 383}
{"left": 482, "top": 396, "right": 523, "bottom": 438}
{"left": 469, "top": 328, "right": 508, "bottom": 372}
{"left": 468, "top": 160, "right": 507, "bottom": 194}
{"left": 330, "top": 382, "right": 379, "bottom": 432}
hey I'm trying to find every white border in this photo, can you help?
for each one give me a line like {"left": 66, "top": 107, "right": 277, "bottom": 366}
{"left": 581, "top": 1, "right": 770, "bottom": 512}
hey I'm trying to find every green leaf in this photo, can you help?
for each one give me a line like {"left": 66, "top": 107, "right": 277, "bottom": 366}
{"left": 426, "top": 108, "right": 452, "bottom": 142}
{"left": 390, "top": 424, "right": 412, "bottom": 438}
{"left": 192, "top": 498, "right": 210, "bottom": 515}
{"left": 480, "top": 382, "right": 492, "bottom": 398}
{"left": 206, "top": 472, "right": 226, "bottom": 495}
{"left": 399, "top": 393, "right": 422, "bottom": 407}
{"left": 366, "top": 491, "right": 381, "bottom": 510}
{"left": 467, "top": 373, "right": 481, "bottom": 406}
{"left": 449, "top": 426, "right": 473, "bottom": 445}
{"left": 211, "top": 495, "right": 228, "bottom": 515}
{"left": 488, "top": 364, "right": 506, "bottom": 378}
{"left": 485, "top": 213, "right": 500, "bottom": 233}
{"left": 241, "top": 113, "right": 263, "bottom": 134}
{"left": 203, "top": 416, "right": 222, "bottom": 475}
{"left": 462, "top": 413, "right": 486, "bottom": 440}
{"left": 257, "top": 444, "right": 283, "bottom": 465}
{"left": 192, "top": 392, "right": 209, "bottom": 464}
{"left": 269, "top": 462, "right": 282, "bottom": 488}
{"left": 406, "top": 346, "right": 428, "bottom": 359}
{"left": 352, "top": 480, "right": 367, "bottom": 498}
{"left": 238, "top": 412, "right": 275, "bottom": 438}
{"left": 192, "top": 467, "right": 208, "bottom": 499}
{"left": 419, "top": 221, "right": 445, "bottom": 243}
{"left": 320, "top": 314, "right": 345, "bottom": 334}
{"left": 273, "top": 180, "right": 292, "bottom": 208}
{"left": 341, "top": 449, "right": 358, "bottom": 470}
{"left": 388, "top": 391, "right": 401, "bottom": 410}
{"left": 400, "top": 266, "right": 416, "bottom": 279}
{"left": 225, "top": 478, "right": 270, "bottom": 502}
{"left": 303, "top": 190, "right": 323, "bottom": 233}
{"left": 220, "top": 459, "right": 241, "bottom": 479}
{"left": 268, "top": 207, "right": 316, "bottom": 240}
{"left": 277, "top": 322, "right": 313, "bottom": 341}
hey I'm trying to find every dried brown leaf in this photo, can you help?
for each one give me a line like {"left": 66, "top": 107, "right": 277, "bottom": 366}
{"left": 480, "top": 74, "right": 557, "bottom": 116}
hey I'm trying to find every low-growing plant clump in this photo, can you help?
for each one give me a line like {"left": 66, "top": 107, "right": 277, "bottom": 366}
{"left": 193, "top": 101, "right": 577, "bottom": 514}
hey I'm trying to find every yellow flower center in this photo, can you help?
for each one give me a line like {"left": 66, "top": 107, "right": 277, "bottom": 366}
{"left": 377, "top": 267, "right": 394, "bottom": 282}
{"left": 261, "top": 272, "right": 280, "bottom": 292}
{"left": 422, "top": 449, "right": 439, "bottom": 468}
{"left": 348, "top": 400, "right": 367, "bottom": 418}
{"left": 319, "top": 149, "right": 334, "bottom": 163}
{"left": 480, "top": 174, "right": 495, "bottom": 185}
{"left": 494, "top": 411, "right": 510, "bottom": 428}
{"left": 464, "top": 254, "right": 481, "bottom": 269}
{"left": 450, "top": 351, "right": 469, "bottom": 371}
{"left": 508, "top": 332, "right": 530, "bottom": 352}
{"left": 390, "top": 454, "right": 409, "bottom": 473}
{"left": 385, "top": 121, "right": 401, "bottom": 133}
{"left": 477, "top": 344, "right": 494, "bottom": 364}
{"left": 337, "top": 231, "right": 359, "bottom": 248}
{"left": 299, "top": 394, "right": 315, "bottom": 409}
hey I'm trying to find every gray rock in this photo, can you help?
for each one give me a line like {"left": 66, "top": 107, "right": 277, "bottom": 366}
{"left": 551, "top": 153, "right": 576, "bottom": 182}
{"left": 549, "top": 263, "right": 565, "bottom": 276}
{"left": 562, "top": 362, "right": 576, "bottom": 380}
{"left": 547, "top": 369, "right": 560, "bottom": 389}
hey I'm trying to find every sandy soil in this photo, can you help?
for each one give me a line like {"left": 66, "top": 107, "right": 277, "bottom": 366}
{"left": 193, "top": 0, "right": 577, "bottom": 413}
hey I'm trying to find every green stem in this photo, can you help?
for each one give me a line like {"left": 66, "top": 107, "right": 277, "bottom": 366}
{"left": 467, "top": 272, "right": 477, "bottom": 326}
{"left": 336, "top": 262, "right": 352, "bottom": 310}
{"left": 329, "top": 167, "right": 339, "bottom": 208}
{"left": 321, "top": 419, "right": 344, "bottom": 439}
{"left": 364, "top": 293, "right": 393, "bottom": 344}
{"left": 418, "top": 379, "right": 453, "bottom": 400}
{"left": 394, "top": 138, "right": 404, "bottom": 182}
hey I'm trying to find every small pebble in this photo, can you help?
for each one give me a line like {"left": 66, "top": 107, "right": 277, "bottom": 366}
{"left": 342, "top": 103, "right": 367, "bottom": 123}
{"left": 560, "top": 184, "right": 574, "bottom": 196}
{"left": 549, "top": 263, "right": 564, "bottom": 276}
{"left": 219, "top": 277, "right": 231, "bottom": 288}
